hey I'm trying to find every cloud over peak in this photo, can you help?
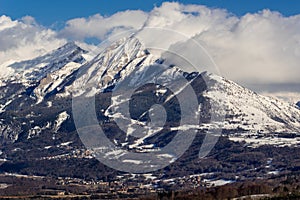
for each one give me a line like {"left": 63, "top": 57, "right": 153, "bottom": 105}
{"left": 60, "top": 10, "right": 148, "bottom": 40}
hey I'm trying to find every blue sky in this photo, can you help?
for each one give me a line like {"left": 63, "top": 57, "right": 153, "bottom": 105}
{"left": 0, "top": 0, "right": 299, "bottom": 27}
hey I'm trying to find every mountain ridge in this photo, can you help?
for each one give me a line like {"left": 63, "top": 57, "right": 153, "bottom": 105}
{"left": 0, "top": 37, "right": 299, "bottom": 148}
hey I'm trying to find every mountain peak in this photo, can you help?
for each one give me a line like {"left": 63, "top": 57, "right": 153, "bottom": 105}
{"left": 72, "top": 35, "right": 154, "bottom": 93}
{"left": 57, "top": 41, "right": 86, "bottom": 53}
{"left": 8, "top": 42, "right": 87, "bottom": 82}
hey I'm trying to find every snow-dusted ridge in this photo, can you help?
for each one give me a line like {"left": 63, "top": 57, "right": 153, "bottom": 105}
{"left": 202, "top": 73, "right": 300, "bottom": 147}
{"left": 205, "top": 73, "right": 300, "bottom": 133}
{"left": 7, "top": 42, "right": 87, "bottom": 82}
{"left": 71, "top": 36, "right": 157, "bottom": 97}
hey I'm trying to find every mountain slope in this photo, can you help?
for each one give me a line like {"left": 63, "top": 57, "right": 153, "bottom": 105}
{"left": 205, "top": 73, "right": 300, "bottom": 133}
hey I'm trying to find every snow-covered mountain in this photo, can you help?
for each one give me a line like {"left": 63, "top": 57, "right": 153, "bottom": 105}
{"left": 204, "top": 73, "right": 300, "bottom": 147}
{"left": 2, "top": 42, "right": 88, "bottom": 102}
{"left": 0, "top": 35, "right": 299, "bottom": 186}
{"left": 3, "top": 42, "right": 87, "bottom": 83}
{"left": 206, "top": 74, "right": 300, "bottom": 133}
{"left": 0, "top": 36, "right": 299, "bottom": 149}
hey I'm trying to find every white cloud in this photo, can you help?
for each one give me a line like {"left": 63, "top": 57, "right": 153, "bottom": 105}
{"left": 136, "top": 2, "right": 300, "bottom": 85}
{"left": 144, "top": 2, "right": 237, "bottom": 38}
{"left": 60, "top": 10, "right": 148, "bottom": 41}
{"left": 0, "top": 15, "right": 66, "bottom": 68}
{"left": 194, "top": 9, "right": 300, "bottom": 85}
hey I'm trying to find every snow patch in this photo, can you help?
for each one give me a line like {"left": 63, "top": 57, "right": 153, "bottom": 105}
{"left": 53, "top": 111, "right": 69, "bottom": 132}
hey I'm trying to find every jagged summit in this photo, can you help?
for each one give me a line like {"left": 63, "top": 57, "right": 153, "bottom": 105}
{"left": 72, "top": 36, "right": 155, "bottom": 94}
{"left": 57, "top": 41, "right": 80, "bottom": 50}
{"left": 8, "top": 41, "right": 87, "bottom": 82}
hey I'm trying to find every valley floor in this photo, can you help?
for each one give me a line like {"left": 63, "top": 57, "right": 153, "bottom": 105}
{"left": 0, "top": 171, "right": 300, "bottom": 200}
